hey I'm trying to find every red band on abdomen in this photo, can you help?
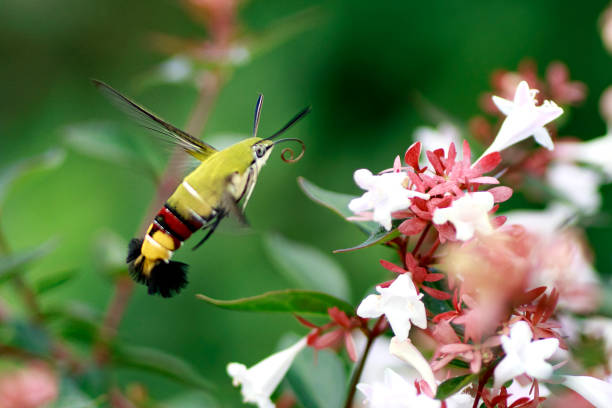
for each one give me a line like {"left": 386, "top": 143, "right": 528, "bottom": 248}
{"left": 156, "top": 207, "right": 194, "bottom": 241}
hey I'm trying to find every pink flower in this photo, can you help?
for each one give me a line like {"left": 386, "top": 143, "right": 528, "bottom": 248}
{"left": 0, "top": 363, "right": 58, "bottom": 408}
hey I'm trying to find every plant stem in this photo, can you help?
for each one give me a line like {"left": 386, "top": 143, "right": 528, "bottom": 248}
{"left": 472, "top": 362, "right": 496, "bottom": 408}
{"left": 412, "top": 223, "right": 432, "bottom": 256}
{"left": 343, "top": 335, "right": 374, "bottom": 408}
{"left": 343, "top": 317, "right": 384, "bottom": 408}
{"left": 94, "top": 70, "right": 225, "bottom": 364}
{"left": 0, "top": 228, "right": 43, "bottom": 322}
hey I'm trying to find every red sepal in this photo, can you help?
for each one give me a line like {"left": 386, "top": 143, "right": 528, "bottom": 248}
{"left": 404, "top": 142, "right": 422, "bottom": 170}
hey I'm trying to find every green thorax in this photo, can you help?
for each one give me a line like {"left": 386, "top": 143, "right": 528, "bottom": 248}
{"left": 184, "top": 136, "right": 262, "bottom": 193}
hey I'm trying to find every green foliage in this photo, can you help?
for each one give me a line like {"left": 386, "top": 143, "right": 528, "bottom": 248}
{"left": 334, "top": 226, "right": 399, "bottom": 253}
{"left": 264, "top": 233, "right": 350, "bottom": 300}
{"left": 572, "top": 335, "right": 608, "bottom": 369}
{"left": 112, "top": 344, "right": 215, "bottom": 391}
{"left": 197, "top": 289, "right": 354, "bottom": 316}
{"left": 298, "top": 177, "right": 378, "bottom": 234}
{"left": 48, "top": 378, "right": 102, "bottom": 408}
{"left": 435, "top": 373, "right": 477, "bottom": 400}
{"left": 3, "top": 319, "right": 52, "bottom": 356}
{"left": 63, "top": 121, "right": 159, "bottom": 182}
{"left": 33, "top": 269, "right": 78, "bottom": 294}
{"left": 0, "top": 239, "right": 58, "bottom": 283}
{"left": 298, "top": 177, "right": 402, "bottom": 253}
{"left": 281, "top": 334, "right": 346, "bottom": 408}
{"left": 0, "top": 149, "right": 65, "bottom": 211}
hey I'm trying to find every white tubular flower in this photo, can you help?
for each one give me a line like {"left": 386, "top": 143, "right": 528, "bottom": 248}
{"left": 504, "top": 202, "right": 575, "bottom": 235}
{"left": 432, "top": 192, "right": 495, "bottom": 241}
{"left": 357, "top": 368, "right": 441, "bottom": 408}
{"left": 481, "top": 81, "right": 563, "bottom": 158}
{"left": 493, "top": 321, "right": 559, "bottom": 388}
{"left": 414, "top": 123, "right": 462, "bottom": 156}
{"left": 357, "top": 274, "right": 427, "bottom": 341}
{"left": 556, "top": 133, "right": 612, "bottom": 179}
{"left": 227, "top": 337, "right": 307, "bottom": 408}
{"left": 561, "top": 375, "right": 612, "bottom": 408}
{"left": 349, "top": 169, "right": 429, "bottom": 231}
{"left": 547, "top": 162, "right": 602, "bottom": 214}
{"left": 389, "top": 337, "right": 437, "bottom": 394}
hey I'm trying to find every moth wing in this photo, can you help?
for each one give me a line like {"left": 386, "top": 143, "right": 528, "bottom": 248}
{"left": 92, "top": 80, "right": 217, "bottom": 161}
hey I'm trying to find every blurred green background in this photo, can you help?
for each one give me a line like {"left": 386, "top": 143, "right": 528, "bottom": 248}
{"left": 1, "top": 0, "right": 611, "bottom": 405}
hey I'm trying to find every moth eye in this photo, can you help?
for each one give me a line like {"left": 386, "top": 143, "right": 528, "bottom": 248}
{"left": 255, "top": 145, "right": 266, "bottom": 158}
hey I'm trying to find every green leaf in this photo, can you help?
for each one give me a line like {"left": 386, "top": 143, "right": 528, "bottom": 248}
{"left": 281, "top": 333, "right": 346, "bottom": 408}
{"left": 0, "top": 239, "right": 58, "bottom": 283}
{"left": 197, "top": 289, "right": 354, "bottom": 316}
{"left": 33, "top": 269, "right": 77, "bottom": 294}
{"left": 435, "top": 373, "right": 477, "bottom": 400}
{"left": 0, "top": 149, "right": 65, "bottom": 209}
{"left": 5, "top": 319, "right": 51, "bottom": 355}
{"left": 112, "top": 344, "right": 214, "bottom": 391}
{"left": 44, "top": 302, "right": 102, "bottom": 343}
{"left": 264, "top": 233, "right": 350, "bottom": 301}
{"left": 246, "top": 8, "right": 324, "bottom": 63}
{"left": 298, "top": 177, "right": 379, "bottom": 234}
{"left": 334, "top": 226, "right": 399, "bottom": 253}
{"left": 63, "top": 121, "right": 158, "bottom": 182}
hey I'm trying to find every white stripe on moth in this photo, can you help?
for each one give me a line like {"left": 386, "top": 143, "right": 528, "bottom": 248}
{"left": 188, "top": 209, "right": 207, "bottom": 225}
{"left": 145, "top": 234, "right": 173, "bottom": 259}
{"left": 182, "top": 180, "right": 208, "bottom": 206}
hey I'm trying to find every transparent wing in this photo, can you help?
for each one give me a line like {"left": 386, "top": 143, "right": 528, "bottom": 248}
{"left": 92, "top": 80, "right": 217, "bottom": 160}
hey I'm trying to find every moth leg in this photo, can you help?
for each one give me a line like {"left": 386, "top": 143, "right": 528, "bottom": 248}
{"left": 192, "top": 211, "right": 225, "bottom": 250}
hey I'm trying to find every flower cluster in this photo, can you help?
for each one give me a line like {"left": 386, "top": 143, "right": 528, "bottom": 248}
{"left": 226, "top": 74, "right": 612, "bottom": 408}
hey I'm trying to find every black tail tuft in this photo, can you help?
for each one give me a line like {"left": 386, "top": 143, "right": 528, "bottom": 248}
{"left": 146, "top": 261, "right": 188, "bottom": 298}
{"left": 126, "top": 238, "right": 188, "bottom": 298}
{"left": 127, "top": 238, "right": 144, "bottom": 263}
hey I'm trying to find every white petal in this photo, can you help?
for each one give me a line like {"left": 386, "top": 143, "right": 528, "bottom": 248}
{"left": 562, "top": 375, "right": 612, "bottom": 408}
{"left": 410, "top": 298, "right": 428, "bottom": 329}
{"left": 373, "top": 205, "right": 393, "bottom": 231}
{"left": 389, "top": 337, "right": 437, "bottom": 394}
{"left": 471, "top": 191, "right": 495, "bottom": 209}
{"left": 523, "top": 360, "right": 553, "bottom": 380}
{"left": 432, "top": 207, "right": 451, "bottom": 225}
{"left": 493, "top": 354, "right": 524, "bottom": 388}
{"left": 385, "top": 307, "right": 412, "bottom": 341}
{"left": 354, "top": 169, "right": 375, "bottom": 190}
{"left": 526, "top": 338, "right": 559, "bottom": 360}
{"left": 357, "top": 295, "right": 383, "bottom": 318}
{"left": 533, "top": 127, "right": 554, "bottom": 150}
{"left": 227, "top": 363, "right": 248, "bottom": 386}
{"left": 227, "top": 338, "right": 306, "bottom": 405}
{"left": 478, "top": 81, "right": 563, "bottom": 160}
{"left": 492, "top": 95, "right": 514, "bottom": 116}
{"left": 509, "top": 321, "right": 533, "bottom": 347}
{"left": 513, "top": 81, "right": 533, "bottom": 107}
{"left": 453, "top": 221, "right": 476, "bottom": 241}
{"left": 386, "top": 273, "right": 418, "bottom": 296}
{"left": 348, "top": 195, "right": 372, "bottom": 213}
